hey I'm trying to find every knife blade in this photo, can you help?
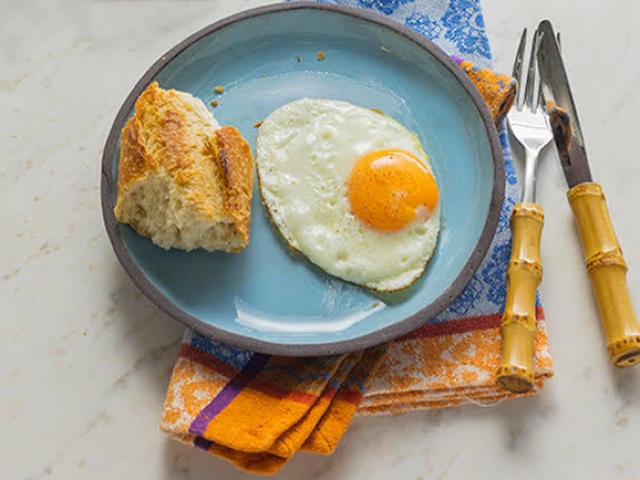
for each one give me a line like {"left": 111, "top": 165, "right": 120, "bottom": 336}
{"left": 536, "top": 19, "right": 640, "bottom": 368}
{"left": 536, "top": 20, "right": 592, "bottom": 187}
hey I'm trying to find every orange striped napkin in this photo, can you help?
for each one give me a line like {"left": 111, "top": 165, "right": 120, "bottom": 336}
{"left": 360, "top": 306, "right": 552, "bottom": 415}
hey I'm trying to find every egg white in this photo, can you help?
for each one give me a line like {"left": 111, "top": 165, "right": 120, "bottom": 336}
{"left": 256, "top": 98, "right": 441, "bottom": 291}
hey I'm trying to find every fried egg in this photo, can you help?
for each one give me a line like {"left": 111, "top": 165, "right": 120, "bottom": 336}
{"left": 256, "top": 98, "right": 440, "bottom": 291}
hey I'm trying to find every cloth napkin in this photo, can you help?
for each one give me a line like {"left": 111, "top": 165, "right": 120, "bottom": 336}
{"left": 161, "top": 0, "right": 554, "bottom": 474}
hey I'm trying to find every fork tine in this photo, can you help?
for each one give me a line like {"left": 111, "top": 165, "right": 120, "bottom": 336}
{"left": 533, "top": 29, "right": 544, "bottom": 109}
{"left": 524, "top": 29, "right": 539, "bottom": 110}
{"left": 512, "top": 28, "right": 527, "bottom": 107}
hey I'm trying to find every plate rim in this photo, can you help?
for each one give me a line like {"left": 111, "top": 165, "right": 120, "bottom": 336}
{"left": 101, "top": 1, "right": 505, "bottom": 356}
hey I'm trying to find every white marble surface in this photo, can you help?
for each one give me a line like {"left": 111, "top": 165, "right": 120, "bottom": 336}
{"left": 2, "top": 1, "right": 640, "bottom": 478}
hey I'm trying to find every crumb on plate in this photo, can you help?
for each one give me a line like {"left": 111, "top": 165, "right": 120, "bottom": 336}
{"left": 317, "top": 51, "right": 325, "bottom": 61}
{"left": 210, "top": 100, "right": 218, "bottom": 107}
{"left": 214, "top": 85, "right": 224, "bottom": 94}
{"left": 297, "top": 56, "right": 301, "bottom": 62}
{"left": 254, "top": 120, "right": 263, "bottom": 128}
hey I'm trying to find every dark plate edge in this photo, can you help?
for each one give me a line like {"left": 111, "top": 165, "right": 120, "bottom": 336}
{"left": 100, "top": 1, "right": 505, "bottom": 356}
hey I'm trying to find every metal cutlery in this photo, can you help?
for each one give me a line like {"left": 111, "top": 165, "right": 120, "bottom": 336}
{"left": 496, "top": 28, "right": 553, "bottom": 393}
{"left": 537, "top": 20, "right": 640, "bottom": 367}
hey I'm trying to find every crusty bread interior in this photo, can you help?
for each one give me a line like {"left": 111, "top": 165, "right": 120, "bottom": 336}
{"left": 113, "top": 82, "right": 254, "bottom": 252}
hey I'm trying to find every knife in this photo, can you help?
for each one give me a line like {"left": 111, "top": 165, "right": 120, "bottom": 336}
{"left": 537, "top": 20, "right": 640, "bottom": 367}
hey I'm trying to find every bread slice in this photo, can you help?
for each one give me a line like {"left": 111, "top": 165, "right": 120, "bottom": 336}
{"left": 113, "top": 82, "right": 254, "bottom": 252}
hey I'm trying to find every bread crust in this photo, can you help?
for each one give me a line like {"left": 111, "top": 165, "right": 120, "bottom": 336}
{"left": 215, "top": 126, "right": 254, "bottom": 246}
{"left": 114, "top": 82, "right": 254, "bottom": 249}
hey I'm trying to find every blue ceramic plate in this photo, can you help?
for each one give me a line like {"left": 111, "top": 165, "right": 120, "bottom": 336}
{"left": 101, "top": 2, "right": 504, "bottom": 355}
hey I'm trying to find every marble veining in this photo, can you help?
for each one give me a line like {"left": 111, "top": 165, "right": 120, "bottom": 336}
{"left": 2, "top": 0, "right": 640, "bottom": 478}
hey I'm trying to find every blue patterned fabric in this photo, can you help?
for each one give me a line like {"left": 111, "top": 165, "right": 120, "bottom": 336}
{"left": 289, "top": 0, "right": 492, "bottom": 68}
{"left": 187, "top": 330, "right": 253, "bottom": 369}
{"left": 188, "top": 0, "right": 527, "bottom": 355}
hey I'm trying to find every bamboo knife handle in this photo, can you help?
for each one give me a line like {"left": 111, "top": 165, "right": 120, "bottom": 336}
{"left": 496, "top": 203, "right": 543, "bottom": 393}
{"left": 568, "top": 182, "right": 640, "bottom": 367}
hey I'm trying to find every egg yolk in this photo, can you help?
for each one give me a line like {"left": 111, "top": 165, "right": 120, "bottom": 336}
{"left": 347, "top": 149, "right": 439, "bottom": 232}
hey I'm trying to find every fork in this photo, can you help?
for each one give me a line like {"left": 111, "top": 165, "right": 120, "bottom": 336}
{"left": 495, "top": 28, "right": 554, "bottom": 394}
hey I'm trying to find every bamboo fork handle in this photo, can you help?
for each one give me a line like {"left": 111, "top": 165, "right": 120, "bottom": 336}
{"left": 496, "top": 203, "right": 543, "bottom": 393}
{"left": 567, "top": 182, "right": 640, "bottom": 367}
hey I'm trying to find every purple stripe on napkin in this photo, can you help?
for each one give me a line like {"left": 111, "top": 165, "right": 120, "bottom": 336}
{"left": 194, "top": 436, "right": 213, "bottom": 451}
{"left": 188, "top": 353, "right": 271, "bottom": 437}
